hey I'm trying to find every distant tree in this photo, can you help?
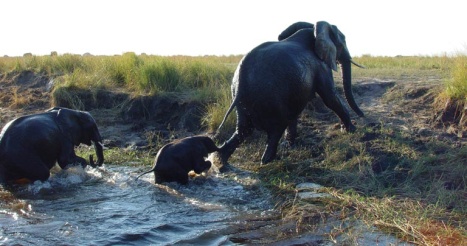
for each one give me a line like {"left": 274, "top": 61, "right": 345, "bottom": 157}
{"left": 23, "top": 53, "right": 32, "bottom": 57}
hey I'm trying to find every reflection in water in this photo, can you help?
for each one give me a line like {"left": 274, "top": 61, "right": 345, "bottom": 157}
{"left": 0, "top": 164, "right": 272, "bottom": 245}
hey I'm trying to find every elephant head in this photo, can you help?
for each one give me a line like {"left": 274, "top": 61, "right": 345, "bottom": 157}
{"left": 51, "top": 107, "right": 104, "bottom": 167}
{"left": 314, "top": 21, "right": 365, "bottom": 117}
{"left": 197, "top": 136, "right": 220, "bottom": 157}
{"left": 192, "top": 136, "right": 219, "bottom": 173}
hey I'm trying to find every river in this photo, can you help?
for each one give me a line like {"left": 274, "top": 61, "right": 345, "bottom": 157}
{"left": 0, "top": 164, "right": 273, "bottom": 245}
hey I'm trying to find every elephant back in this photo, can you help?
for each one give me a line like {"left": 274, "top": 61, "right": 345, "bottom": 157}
{"left": 233, "top": 44, "right": 314, "bottom": 128}
{"left": 239, "top": 41, "right": 315, "bottom": 94}
{"left": 3, "top": 114, "right": 59, "bottom": 147}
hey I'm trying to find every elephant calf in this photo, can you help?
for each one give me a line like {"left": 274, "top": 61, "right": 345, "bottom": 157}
{"left": 0, "top": 107, "right": 104, "bottom": 184}
{"left": 136, "top": 135, "right": 219, "bottom": 185}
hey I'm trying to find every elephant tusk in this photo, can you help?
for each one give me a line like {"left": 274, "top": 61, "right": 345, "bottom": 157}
{"left": 351, "top": 60, "right": 366, "bottom": 69}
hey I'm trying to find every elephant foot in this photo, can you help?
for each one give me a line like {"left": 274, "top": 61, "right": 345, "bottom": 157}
{"left": 261, "top": 158, "right": 273, "bottom": 165}
{"left": 219, "top": 163, "right": 234, "bottom": 173}
{"left": 340, "top": 121, "right": 357, "bottom": 133}
{"left": 261, "top": 151, "right": 277, "bottom": 165}
{"left": 346, "top": 124, "right": 356, "bottom": 133}
{"left": 89, "top": 155, "right": 96, "bottom": 168}
{"left": 262, "top": 137, "right": 280, "bottom": 164}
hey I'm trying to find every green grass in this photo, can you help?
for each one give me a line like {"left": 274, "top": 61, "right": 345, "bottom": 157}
{"left": 0, "top": 53, "right": 239, "bottom": 123}
{"left": 0, "top": 52, "right": 239, "bottom": 93}
{"left": 237, "top": 125, "right": 466, "bottom": 245}
{"left": 444, "top": 55, "right": 467, "bottom": 101}
{"left": 2, "top": 53, "right": 463, "bottom": 131}
{"left": 1, "top": 53, "right": 466, "bottom": 245}
{"left": 352, "top": 55, "right": 453, "bottom": 80}
{"left": 77, "top": 147, "right": 154, "bottom": 167}
{"left": 354, "top": 55, "right": 453, "bottom": 70}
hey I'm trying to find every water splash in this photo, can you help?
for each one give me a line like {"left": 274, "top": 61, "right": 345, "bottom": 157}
{"left": 25, "top": 165, "right": 103, "bottom": 195}
{"left": 1, "top": 164, "right": 273, "bottom": 245}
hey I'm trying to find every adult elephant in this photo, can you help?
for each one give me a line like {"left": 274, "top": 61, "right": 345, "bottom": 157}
{"left": 0, "top": 107, "right": 104, "bottom": 184}
{"left": 216, "top": 21, "right": 364, "bottom": 168}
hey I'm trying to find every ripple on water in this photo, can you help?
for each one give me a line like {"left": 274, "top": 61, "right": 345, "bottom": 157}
{"left": 0, "top": 164, "right": 273, "bottom": 245}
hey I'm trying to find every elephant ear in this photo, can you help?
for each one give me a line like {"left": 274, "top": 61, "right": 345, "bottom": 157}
{"left": 55, "top": 108, "right": 82, "bottom": 146}
{"left": 314, "top": 21, "right": 339, "bottom": 71}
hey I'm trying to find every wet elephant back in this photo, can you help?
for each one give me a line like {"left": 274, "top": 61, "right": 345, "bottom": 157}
{"left": 0, "top": 114, "right": 60, "bottom": 158}
{"left": 235, "top": 42, "right": 314, "bottom": 129}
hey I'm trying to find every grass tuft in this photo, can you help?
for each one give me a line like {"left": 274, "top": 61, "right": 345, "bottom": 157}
{"left": 444, "top": 55, "right": 467, "bottom": 101}
{"left": 1, "top": 53, "right": 466, "bottom": 245}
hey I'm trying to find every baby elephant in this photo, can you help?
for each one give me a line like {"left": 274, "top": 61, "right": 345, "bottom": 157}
{"left": 136, "top": 135, "right": 219, "bottom": 185}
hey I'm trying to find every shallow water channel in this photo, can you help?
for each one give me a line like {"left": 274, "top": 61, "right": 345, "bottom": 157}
{"left": 0, "top": 164, "right": 273, "bottom": 245}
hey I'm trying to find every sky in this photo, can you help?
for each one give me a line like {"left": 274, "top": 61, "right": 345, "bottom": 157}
{"left": 1, "top": 0, "right": 466, "bottom": 57}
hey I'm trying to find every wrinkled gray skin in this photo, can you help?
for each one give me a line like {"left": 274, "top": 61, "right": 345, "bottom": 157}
{"left": 136, "top": 136, "right": 219, "bottom": 185}
{"left": 217, "top": 21, "right": 364, "bottom": 169}
{"left": 0, "top": 107, "right": 104, "bottom": 184}
{"left": 280, "top": 21, "right": 365, "bottom": 115}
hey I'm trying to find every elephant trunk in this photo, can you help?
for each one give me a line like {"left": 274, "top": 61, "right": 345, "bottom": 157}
{"left": 93, "top": 140, "right": 104, "bottom": 166}
{"left": 89, "top": 130, "right": 104, "bottom": 167}
{"left": 341, "top": 60, "right": 364, "bottom": 117}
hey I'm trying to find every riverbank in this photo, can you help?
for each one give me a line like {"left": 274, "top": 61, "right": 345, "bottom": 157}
{"left": 1, "top": 55, "right": 466, "bottom": 245}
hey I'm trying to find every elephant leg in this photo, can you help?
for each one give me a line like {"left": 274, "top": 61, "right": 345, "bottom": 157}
{"left": 3, "top": 153, "right": 51, "bottom": 182}
{"left": 262, "top": 130, "right": 285, "bottom": 164}
{"left": 176, "top": 176, "right": 189, "bottom": 185}
{"left": 17, "top": 159, "right": 51, "bottom": 182}
{"left": 218, "top": 110, "right": 253, "bottom": 170}
{"left": 193, "top": 160, "right": 211, "bottom": 174}
{"left": 285, "top": 119, "right": 298, "bottom": 146}
{"left": 155, "top": 172, "right": 167, "bottom": 184}
{"left": 219, "top": 133, "right": 241, "bottom": 162}
{"left": 0, "top": 165, "right": 6, "bottom": 184}
{"left": 317, "top": 85, "right": 356, "bottom": 132}
{"left": 73, "top": 156, "right": 88, "bottom": 168}
{"left": 26, "top": 165, "right": 51, "bottom": 182}
{"left": 166, "top": 170, "right": 190, "bottom": 185}
{"left": 58, "top": 149, "right": 87, "bottom": 169}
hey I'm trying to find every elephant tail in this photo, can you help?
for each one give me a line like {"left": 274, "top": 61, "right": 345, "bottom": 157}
{"left": 135, "top": 169, "right": 154, "bottom": 181}
{"left": 216, "top": 97, "right": 238, "bottom": 133}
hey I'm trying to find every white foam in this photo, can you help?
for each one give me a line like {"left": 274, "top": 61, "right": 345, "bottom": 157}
{"left": 26, "top": 165, "right": 107, "bottom": 194}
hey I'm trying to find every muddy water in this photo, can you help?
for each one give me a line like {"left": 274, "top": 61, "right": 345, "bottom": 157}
{"left": 0, "top": 164, "right": 273, "bottom": 245}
